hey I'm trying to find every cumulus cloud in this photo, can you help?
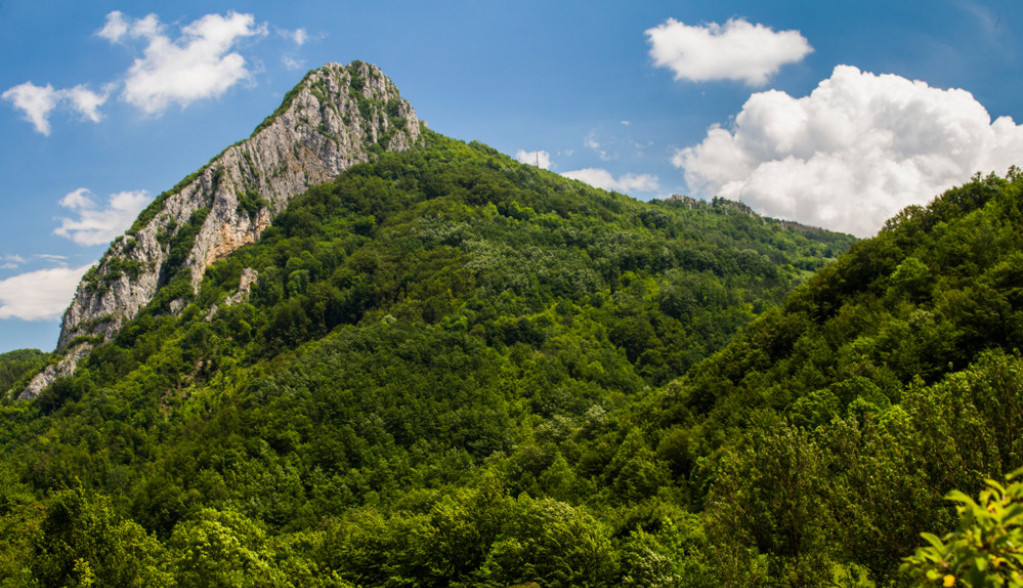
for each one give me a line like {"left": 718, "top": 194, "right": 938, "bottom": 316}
{"left": 54, "top": 188, "right": 151, "bottom": 246}
{"left": 562, "top": 168, "right": 660, "bottom": 193}
{"left": 515, "top": 149, "right": 552, "bottom": 169}
{"left": 97, "top": 10, "right": 132, "bottom": 42}
{"left": 65, "top": 85, "right": 110, "bottom": 122}
{"left": 6, "top": 11, "right": 284, "bottom": 131}
{"left": 676, "top": 65, "right": 1023, "bottom": 237}
{"left": 98, "top": 11, "right": 162, "bottom": 43}
{"left": 2, "top": 81, "right": 109, "bottom": 134}
{"left": 2, "top": 82, "right": 61, "bottom": 135}
{"left": 646, "top": 18, "right": 812, "bottom": 86}
{"left": 104, "top": 11, "right": 266, "bottom": 114}
{"left": 0, "top": 264, "right": 92, "bottom": 321}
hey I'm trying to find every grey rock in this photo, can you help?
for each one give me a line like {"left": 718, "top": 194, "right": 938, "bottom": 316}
{"left": 225, "top": 267, "right": 259, "bottom": 306}
{"left": 19, "top": 344, "right": 93, "bottom": 401}
{"left": 20, "top": 61, "right": 422, "bottom": 399}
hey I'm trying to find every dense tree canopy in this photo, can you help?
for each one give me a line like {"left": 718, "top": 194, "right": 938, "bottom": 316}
{"left": 4, "top": 132, "right": 1021, "bottom": 586}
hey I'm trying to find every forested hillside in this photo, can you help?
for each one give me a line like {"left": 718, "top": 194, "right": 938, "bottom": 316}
{"left": 0, "top": 350, "right": 48, "bottom": 396}
{"left": 0, "top": 130, "right": 862, "bottom": 586}
{"left": 4, "top": 122, "right": 1022, "bottom": 586}
{"left": 636, "top": 170, "right": 1023, "bottom": 585}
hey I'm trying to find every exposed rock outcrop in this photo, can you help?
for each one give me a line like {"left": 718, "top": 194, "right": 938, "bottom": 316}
{"left": 19, "top": 61, "right": 422, "bottom": 400}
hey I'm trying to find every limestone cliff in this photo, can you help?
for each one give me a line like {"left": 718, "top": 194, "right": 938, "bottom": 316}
{"left": 20, "top": 61, "right": 422, "bottom": 399}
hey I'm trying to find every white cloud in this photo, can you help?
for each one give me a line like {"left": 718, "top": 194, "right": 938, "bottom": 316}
{"left": 584, "top": 131, "right": 614, "bottom": 161}
{"left": 59, "top": 188, "right": 92, "bottom": 210}
{"left": 677, "top": 65, "right": 1023, "bottom": 237}
{"left": 0, "top": 264, "right": 93, "bottom": 321}
{"left": 646, "top": 18, "right": 812, "bottom": 86}
{"left": 277, "top": 27, "right": 308, "bottom": 46}
{"left": 0, "top": 255, "right": 25, "bottom": 270}
{"left": 2, "top": 81, "right": 109, "bottom": 134}
{"left": 515, "top": 149, "right": 552, "bottom": 169}
{"left": 65, "top": 85, "right": 110, "bottom": 122}
{"left": 99, "top": 11, "right": 162, "bottom": 43}
{"left": 277, "top": 26, "right": 324, "bottom": 47}
{"left": 97, "top": 10, "right": 132, "bottom": 42}
{"left": 2, "top": 82, "right": 60, "bottom": 135}
{"left": 54, "top": 188, "right": 151, "bottom": 246}
{"left": 7, "top": 11, "right": 283, "bottom": 131}
{"left": 562, "top": 168, "right": 660, "bottom": 193}
{"left": 107, "top": 11, "right": 266, "bottom": 114}
{"left": 282, "top": 56, "right": 305, "bottom": 71}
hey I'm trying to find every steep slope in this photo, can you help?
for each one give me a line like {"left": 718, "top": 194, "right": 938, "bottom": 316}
{"left": 0, "top": 349, "right": 48, "bottom": 393}
{"left": 628, "top": 170, "right": 1023, "bottom": 584}
{"left": 654, "top": 170, "right": 1023, "bottom": 424}
{"left": 22, "top": 61, "right": 421, "bottom": 399}
{"left": 0, "top": 130, "right": 855, "bottom": 586}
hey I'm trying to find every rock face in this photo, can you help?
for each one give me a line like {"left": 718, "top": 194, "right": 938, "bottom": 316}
{"left": 20, "top": 61, "right": 422, "bottom": 400}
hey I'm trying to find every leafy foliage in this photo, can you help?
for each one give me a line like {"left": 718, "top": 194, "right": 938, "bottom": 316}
{"left": 902, "top": 468, "right": 1023, "bottom": 587}
{"left": 0, "top": 348, "right": 48, "bottom": 395}
{"left": 19, "top": 130, "right": 1023, "bottom": 586}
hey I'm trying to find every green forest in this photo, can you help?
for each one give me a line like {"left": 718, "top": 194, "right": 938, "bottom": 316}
{"left": 1, "top": 130, "right": 1021, "bottom": 586}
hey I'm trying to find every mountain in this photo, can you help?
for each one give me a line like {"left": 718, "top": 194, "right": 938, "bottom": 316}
{"left": 0, "top": 349, "right": 48, "bottom": 393}
{"left": 17, "top": 58, "right": 1023, "bottom": 587}
{"left": 633, "top": 170, "right": 1023, "bottom": 584}
{"left": 0, "top": 62, "right": 877, "bottom": 586}
{"left": 21, "top": 61, "right": 422, "bottom": 399}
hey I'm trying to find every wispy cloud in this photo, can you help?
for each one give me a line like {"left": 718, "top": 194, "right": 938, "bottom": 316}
{"left": 282, "top": 56, "right": 305, "bottom": 71}
{"left": 562, "top": 168, "right": 659, "bottom": 193}
{"left": 277, "top": 26, "right": 323, "bottom": 70}
{"left": 0, "top": 255, "right": 25, "bottom": 270}
{"left": 677, "top": 65, "right": 1023, "bottom": 236}
{"left": 277, "top": 27, "right": 308, "bottom": 46}
{"left": 646, "top": 18, "right": 812, "bottom": 86}
{"left": 0, "top": 264, "right": 93, "bottom": 321}
{"left": 584, "top": 131, "right": 614, "bottom": 161}
{"left": 54, "top": 188, "right": 151, "bottom": 246}
{"left": 954, "top": 1, "right": 1002, "bottom": 32}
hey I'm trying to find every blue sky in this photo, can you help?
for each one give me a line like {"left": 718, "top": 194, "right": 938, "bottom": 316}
{"left": 1, "top": 0, "right": 1022, "bottom": 352}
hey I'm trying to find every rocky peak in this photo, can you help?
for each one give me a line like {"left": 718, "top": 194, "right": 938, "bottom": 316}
{"left": 21, "top": 61, "right": 422, "bottom": 400}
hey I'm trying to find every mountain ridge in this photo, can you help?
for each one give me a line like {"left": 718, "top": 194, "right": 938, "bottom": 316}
{"left": 1, "top": 58, "right": 1020, "bottom": 587}
{"left": 0, "top": 93, "right": 872, "bottom": 584}
{"left": 21, "top": 61, "right": 423, "bottom": 399}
